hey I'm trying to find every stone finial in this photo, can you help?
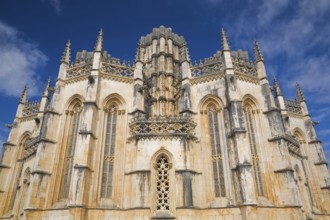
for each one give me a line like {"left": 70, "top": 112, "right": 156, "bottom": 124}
{"left": 43, "top": 78, "right": 51, "bottom": 97}
{"left": 253, "top": 40, "right": 264, "bottom": 63}
{"left": 19, "top": 85, "right": 28, "bottom": 104}
{"left": 60, "top": 40, "right": 71, "bottom": 64}
{"left": 273, "top": 76, "right": 282, "bottom": 97}
{"left": 221, "top": 28, "right": 230, "bottom": 51}
{"left": 296, "top": 83, "right": 305, "bottom": 102}
{"left": 94, "top": 29, "right": 103, "bottom": 52}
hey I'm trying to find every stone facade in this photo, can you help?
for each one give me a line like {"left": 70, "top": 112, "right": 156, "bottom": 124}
{"left": 0, "top": 26, "right": 329, "bottom": 220}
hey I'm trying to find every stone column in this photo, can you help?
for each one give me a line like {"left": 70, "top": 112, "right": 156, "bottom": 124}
{"left": 68, "top": 31, "right": 102, "bottom": 219}
{"left": 222, "top": 30, "right": 256, "bottom": 205}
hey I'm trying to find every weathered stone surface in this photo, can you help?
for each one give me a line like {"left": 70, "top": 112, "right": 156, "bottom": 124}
{"left": 0, "top": 26, "right": 329, "bottom": 220}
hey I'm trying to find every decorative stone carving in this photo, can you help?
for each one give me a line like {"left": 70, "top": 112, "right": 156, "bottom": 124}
{"left": 66, "top": 63, "right": 92, "bottom": 78}
{"left": 22, "top": 101, "right": 40, "bottom": 116}
{"left": 285, "top": 99, "right": 303, "bottom": 114}
{"left": 129, "top": 116, "right": 196, "bottom": 140}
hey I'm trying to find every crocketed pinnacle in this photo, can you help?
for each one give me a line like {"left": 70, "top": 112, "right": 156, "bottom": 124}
{"left": 94, "top": 29, "right": 103, "bottom": 52}
{"left": 221, "top": 28, "right": 230, "bottom": 51}
{"left": 296, "top": 83, "right": 305, "bottom": 102}
{"left": 43, "top": 78, "right": 51, "bottom": 97}
{"left": 273, "top": 77, "right": 282, "bottom": 97}
{"left": 60, "top": 40, "right": 71, "bottom": 64}
{"left": 253, "top": 40, "right": 264, "bottom": 62}
{"left": 19, "top": 85, "right": 28, "bottom": 104}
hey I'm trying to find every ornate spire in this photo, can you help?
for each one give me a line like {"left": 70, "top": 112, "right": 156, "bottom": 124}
{"left": 253, "top": 40, "right": 264, "bottom": 62}
{"left": 273, "top": 76, "right": 282, "bottom": 97}
{"left": 296, "top": 83, "right": 305, "bottom": 102}
{"left": 19, "top": 85, "right": 28, "bottom": 104}
{"left": 94, "top": 29, "right": 103, "bottom": 52}
{"left": 43, "top": 78, "right": 51, "bottom": 97}
{"left": 221, "top": 28, "right": 230, "bottom": 51}
{"left": 60, "top": 40, "right": 71, "bottom": 64}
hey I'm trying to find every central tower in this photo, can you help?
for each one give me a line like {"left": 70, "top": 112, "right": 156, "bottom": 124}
{"left": 130, "top": 26, "right": 196, "bottom": 141}
{"left": 133, "top": 25, "right": 192, "bottom": 118}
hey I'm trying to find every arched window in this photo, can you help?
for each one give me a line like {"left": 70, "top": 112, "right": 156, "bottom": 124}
{"left": 244, "top": 104, "right": 263, "bottom": 196}
{"left": 101, "top": 104, "right": 117, "bottom": 198}
{"left": 207, "top": 104, "right": 226, "bottom": 197}
{"left": 60, "top": 101, "right": 81, "bottom": 199}
{"left": 156, "top": 154, "right": 170, "bottom": 210}
{"left": 17, "top": 168, "right": 30, "bottom": 216}
{"left": 8, "top": 134, "right": 30, "bottom": 213}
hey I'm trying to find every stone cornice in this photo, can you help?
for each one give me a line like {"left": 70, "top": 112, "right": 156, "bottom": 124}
{"left": 125, "top": 170, "right": 151, "bottom": 175}
{"left": 190, "top": 72, "right": 225, "bottom": 85}
{"left": 235, "top": 72, "right": 259, "bottom": 84}
{"left": 64, "top": 74, "right": 89, "bottom": 85}
{"left": 100, "top": 73, "right": 134, "bottom": 84}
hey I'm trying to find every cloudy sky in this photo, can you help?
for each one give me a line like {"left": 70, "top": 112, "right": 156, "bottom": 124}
{"left": 0, "top": 0, "right": 329, "bottom": 164}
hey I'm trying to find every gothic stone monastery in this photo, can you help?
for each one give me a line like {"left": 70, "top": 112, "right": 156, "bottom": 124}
{"left": 0, "top": 26, "right": 329, "bottom": 220}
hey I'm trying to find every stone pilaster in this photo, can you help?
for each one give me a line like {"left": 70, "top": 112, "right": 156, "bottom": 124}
{"left": 58, "top": 40, "right": 71, "bottom": 81}
{"left": 222, "top": 29, "right": 256, "bottom": 205}
{"left": 68, "top": 31, "right": 102, "bottom": 216}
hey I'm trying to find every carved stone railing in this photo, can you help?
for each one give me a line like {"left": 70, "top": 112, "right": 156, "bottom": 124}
{"left": 66, "top": 62, "right": 92, "bottom": 78}
{"left": 270, "top": 134, "right": 301, "bottom": 155}
{"left": 129, "top": 115, "right": 197, "bottom": 140}
{"left": 191, "top": 53, "right": 225, "bottom": 78}
{"left": 284, "top": 99, "right": 302, "bottom": 114}
{"left": 101, "top": 62, "right": 134, "bottom": 78}
{"left": 231, "top": 56, "right": 257, "bottom": 76}
{"left": 22, "top": 101, "right": 40, "bottom": 116}
{"left": 23, "top": 136, "right": 40, "bottom": 159}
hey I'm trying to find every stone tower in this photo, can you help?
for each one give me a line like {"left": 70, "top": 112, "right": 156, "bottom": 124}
{"left": 0, "top": 26, "right": 329, "bottom": 220}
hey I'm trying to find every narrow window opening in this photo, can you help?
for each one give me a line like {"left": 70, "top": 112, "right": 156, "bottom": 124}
{"left": 101, "top": 105, "right": 117, "bottom": 198}
{"left": 208, "top": 107, "right": 226, "bottom": 197}
{"left": 245, "top": 108, "right": 263, "bottom": 196}
{"left": 156, "top": 155, "right": 170, "bottom": 210}
{"left": 60, "top": 103, "right": 81, "bottom": 199}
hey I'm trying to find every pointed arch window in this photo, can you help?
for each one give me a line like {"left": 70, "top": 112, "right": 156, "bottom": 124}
{"left": 207, "top": 105, "right": 226, "bottom": 197}
{"left": 244, "top": 106, "right": 263, "bottom": 196}
{"left": 60, "top": 102, "right": 81, "bottom": 199}
{"left": 9, "top": 135, "right": 30, "bottom": 212}
{"left": 101, "top": 105, "right": 117, "bottom": 198}
{"left": 17, "top": 168, "right": 31, "bottom": 215}
{"left": 156, "top": 154, "right": 170, "bottom": 210}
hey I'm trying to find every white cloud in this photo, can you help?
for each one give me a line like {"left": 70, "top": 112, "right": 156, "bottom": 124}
{"left": 257, "top": 0, "right": 290, "bottom": 27}
{"left": 49, "top": 0, "right": 61, "bottom": 15}
{"left": 319, "top": 129, "right": 330, "bottom": 136}
{"left": 310, "top": 106, "right": 330, "bottom": 121}
{"left": 201, "top": 0, "right": 223, "bottom": 5}
{"left": 0, "top": 21, "right": 47, "bottom": 97}
{"left": 253, "top": 0, "right": 330, "bottom": 105}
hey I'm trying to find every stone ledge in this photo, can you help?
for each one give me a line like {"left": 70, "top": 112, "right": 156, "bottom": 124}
{"left": 175, "top": 169, "right": 202, "bottom": 175}
{"left": 3, "top": 142, "right": 15, "bottom": 146}
{"left": 314, "top": 160, "right": 328, "bottom": 166}
{"left": 125, "top": 170, "right": 150, "bottom": 175}
{"left": 274, "top": 167, "right": 294, "bottom": 173}
{"left": 308, "top": 139, "right": 322, "bottom": 144}
{"left": 74, "top": 164, "right": 93, "bottom": 172}
{"left": 31, "top": 170, "right": 51, "bottom": 175}
{"left": 83, "top": 101, "right": 99, "bottom": 109}
{"left": 79, "top": 130, "right": 97, "bottom": 139}
{"left": 0, "top": 164, "right": 10, "bottom": 169}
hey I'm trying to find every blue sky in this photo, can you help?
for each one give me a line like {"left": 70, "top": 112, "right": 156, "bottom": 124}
{"left": 0, "top": 0, "right": 329, "bottom": 165}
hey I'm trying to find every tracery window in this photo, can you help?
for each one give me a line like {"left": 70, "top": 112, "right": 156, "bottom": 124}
{"left": 17, "top": 168, "right": 30, "bottom": 216}
{"left": 60, "top": 102, "right": 81, "bottom": 199}
{"left": 101, "top": 105, "right": 117, "bottom": 198}
{"left": 156, "top": 155, "right": 170, "bottom": 210}
{"left": 244, "top": 106, "right": 263, "bottom": 196}
{"left": 208, "top": 105, "right": 226, "bottom": 197}
{"left": 9, "top": 135, "right": 30, "bottom": 212}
